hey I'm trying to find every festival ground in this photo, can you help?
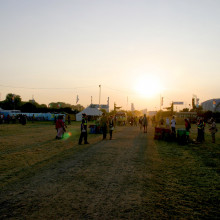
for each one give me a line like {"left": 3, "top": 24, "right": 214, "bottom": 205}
{"left": 0, "top": 122, "right": 220, "bottom": 219}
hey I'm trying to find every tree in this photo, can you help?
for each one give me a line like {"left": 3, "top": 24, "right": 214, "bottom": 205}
{"left": 2, "top": 93, "right": 22, "bottom": 110}
{"left": 20, "top": 102, "right": 37, "bottom": 112}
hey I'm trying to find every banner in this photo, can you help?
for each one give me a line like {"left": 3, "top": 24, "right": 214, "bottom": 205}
{"left": 173, "top": 102, "right": 184, "bottom": 105}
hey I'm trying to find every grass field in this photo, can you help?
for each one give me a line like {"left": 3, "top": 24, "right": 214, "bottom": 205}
{"left": 0, "top": 122, "right": 219, "bottom": 189}
{"left": 0, "top": 121, "right": 104, "bottom": 189}
{"left": 0, "top": 121, "right": 220, "bottom": 218}
{"left": 152, "top": 125, "right": 220, "bottom": 218}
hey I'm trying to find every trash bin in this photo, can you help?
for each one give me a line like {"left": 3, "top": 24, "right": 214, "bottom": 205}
{"left": 163, "top": 128, "right": 171, "bottom": 141}
{"left": 154, "top": 127, "right": 163, "bottom": 140}
{"left": 89, "top": 125, "right": 96, "bottom": 134}
{"left": 177, "top": 128, "right": 187, "bottom": 145}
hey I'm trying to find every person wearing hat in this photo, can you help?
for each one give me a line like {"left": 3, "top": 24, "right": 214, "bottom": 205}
{"left": 78, "top": 113, "right": 89, "bottom": 145}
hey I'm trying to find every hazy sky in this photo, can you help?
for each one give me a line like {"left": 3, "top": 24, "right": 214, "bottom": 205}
{"left": 1, "top": 0, "right": 220, "bottom": 111}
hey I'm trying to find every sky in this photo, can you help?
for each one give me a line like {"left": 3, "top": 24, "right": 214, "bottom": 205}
{"left": 0, "top": 0, "right": 220, "bottom": 111}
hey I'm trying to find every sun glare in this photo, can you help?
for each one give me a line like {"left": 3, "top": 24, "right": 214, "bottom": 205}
{"left": 134, "top": 74, "right": 161, "bottom": 98}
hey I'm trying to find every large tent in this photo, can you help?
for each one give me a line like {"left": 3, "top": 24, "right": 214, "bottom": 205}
{"left": 201, "top": 99, "right": 220, "bottom": 112}
{"left": 76, "top": 105, "right": 102, "bottom": 121}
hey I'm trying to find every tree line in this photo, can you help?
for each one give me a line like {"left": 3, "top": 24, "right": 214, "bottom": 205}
{"left": 0, "top": 93, "right": 84, "bottom": 114}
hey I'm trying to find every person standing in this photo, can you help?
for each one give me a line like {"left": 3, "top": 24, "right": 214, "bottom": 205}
{"left": 185, "top": 119, "right": 191, "bottom": 132}
{"left": 185, "top": 118, "right": 191, "bottom": 142}
{"left": 171, "top": 116, "right": 176, "bottom": 136}
{"left": 32, "top": 114, "right": 35, "bottom": 123}
{"left": 55, "top": 115, "right": 66, "bottom": 139}
{"left": 143, "top": 114, "right": 148, "bottom": 133}
{"left": 209, "top": 118, "right": 218, "bottom": 143}
{"left": 100, "top": 112, "right": 108, "bottom": 140}
{"left": 197, "top": 118, "right": 203, "bottom": 142}
{"left": 109, "top": 115, "right": 114, "bottom": 140}
{"left": 78, "top": 113, "right": 89, "bottom": 145}
{"left": 68, "top": 115, "right": 71, "bottom": 125}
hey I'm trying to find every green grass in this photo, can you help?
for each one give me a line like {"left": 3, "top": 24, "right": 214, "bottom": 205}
{"left": 0, "top": 121, "right": 104, "bottom": 188}
{"left": 152, "top": 123, "right": 220, "bottom": 218}
{"left": 0, "top": 122, "right": 220, "bottom": 218}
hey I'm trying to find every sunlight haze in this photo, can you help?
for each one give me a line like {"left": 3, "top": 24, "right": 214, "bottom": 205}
{"left": 1, "top": 0, "right": 220, "bottom": 111}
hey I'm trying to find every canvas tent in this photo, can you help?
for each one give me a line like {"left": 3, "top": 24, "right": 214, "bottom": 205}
{"left": 76, "top": 105, "right": 102, "bottom": 121}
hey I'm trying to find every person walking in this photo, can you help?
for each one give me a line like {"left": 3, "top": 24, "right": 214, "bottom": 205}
{"left": 78, "top": 113, "right": 89, "bottom": 145}
{"left": 143, "top": 114, "right": 148, "bottom": 133}
{"left": 109, "top": 115, "right": 114, "bottom": 140}
{"left": 209, "top": 118, "right": 218, "bottom": 143}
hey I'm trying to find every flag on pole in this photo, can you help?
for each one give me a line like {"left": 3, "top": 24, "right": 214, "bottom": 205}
{"left": 213, "top": 99, "right": 216, "bottom": 108}
{"left": 12, "top": 94, "right": 15, "bottom": 103}
{"left": 76, "top": 95, "right": 79, "bottom": 104}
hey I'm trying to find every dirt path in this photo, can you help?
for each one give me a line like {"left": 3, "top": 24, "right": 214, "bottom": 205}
{"left": 0, "top": 125, "right": 178, "bottom": 219}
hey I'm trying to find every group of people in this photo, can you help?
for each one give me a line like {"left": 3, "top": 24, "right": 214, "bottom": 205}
{"left": 196, "top": 117, "right": 218, "bottom": 143}
{"left": 0, "top": 114, "right": 28, "bottom": 125}
{"left": 55, "top": 112, "right": 218, "bottom": 145}
{"left": 78, "top": 113, "right": 115, "bottom": 144}
{"left": 138, "top": 114, "right": 148, "bottom": 133}
{"left": 162, "top": 115, "right": 217, "bottom": 143}
{"left": 55, "top": 112, "right": 115, "bottom": 144}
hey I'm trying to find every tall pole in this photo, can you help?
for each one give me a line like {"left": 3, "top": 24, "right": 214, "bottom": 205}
{"left": 160, "top": 94, "right": 161, "bottom": 111}
{"left": 99, "top": 85, "right": 101, "bottom": 108}
{"left": 107, "top": 97, "right": 109, "bottom": 112}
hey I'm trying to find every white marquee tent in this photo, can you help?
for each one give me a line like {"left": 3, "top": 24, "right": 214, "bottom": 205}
{"left": 76, "top": 105, "right": 102, "bottom": 121}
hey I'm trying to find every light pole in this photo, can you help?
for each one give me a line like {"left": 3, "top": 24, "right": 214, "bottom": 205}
{"left": 99, "top": 85, "right": 101, "bottom": 108}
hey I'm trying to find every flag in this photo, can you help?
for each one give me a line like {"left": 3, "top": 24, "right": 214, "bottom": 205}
{"left": 76, "top": 95, "right": 79, "bottom": 104}
{"left": 213, "top": 99, "right": 216, "bottom": 108}
{"left": 12, "top": 94, "right": 15, "bottom": 103}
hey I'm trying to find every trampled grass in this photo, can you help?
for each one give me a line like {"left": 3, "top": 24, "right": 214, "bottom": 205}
{"left": 0, "top": 122, "right": 220, "bottom": 218}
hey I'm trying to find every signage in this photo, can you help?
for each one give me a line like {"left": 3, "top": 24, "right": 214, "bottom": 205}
{"left": 173, "top": 102, "right": 184, "bottom": 105}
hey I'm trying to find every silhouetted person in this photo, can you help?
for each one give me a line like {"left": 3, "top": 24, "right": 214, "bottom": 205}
{"left": 78, "top": 113, "right": 89, "bottom": 145}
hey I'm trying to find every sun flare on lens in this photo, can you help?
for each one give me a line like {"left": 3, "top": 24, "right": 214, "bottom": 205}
{"left": 134, "top": 74, "right": 161, "bottom": 98}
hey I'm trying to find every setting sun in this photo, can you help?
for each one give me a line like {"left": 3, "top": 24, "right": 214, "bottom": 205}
{"left": 134, "top": 74, "right": 162, "bottom": 98}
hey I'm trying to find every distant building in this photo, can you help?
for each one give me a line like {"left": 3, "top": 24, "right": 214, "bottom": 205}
{"left": 201, "top": 99, "right": 220, "bottom": 112}
{"left": 89, "top": 104, "right": 109, "bottom": 113}
{"left": 142, "top": 109, "right": 147, "bottom": 115}
{"left": 147, "top": 111, "right": 157, "bottom": 117}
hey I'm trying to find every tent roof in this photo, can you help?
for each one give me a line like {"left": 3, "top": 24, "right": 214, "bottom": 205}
{"left": 76, "top": 106, "right": 102, "bottom": 117}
